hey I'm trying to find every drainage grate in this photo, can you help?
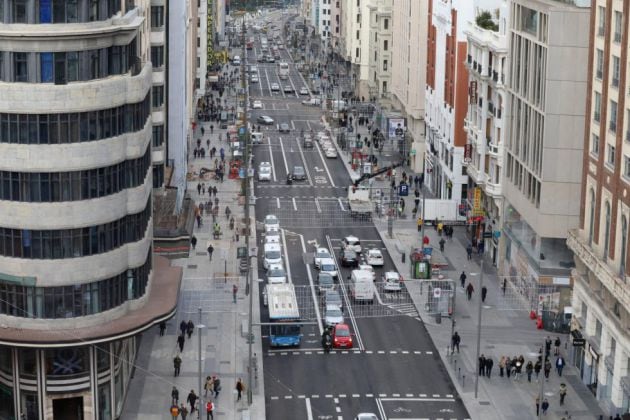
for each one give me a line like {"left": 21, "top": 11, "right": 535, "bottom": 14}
{"left": 187, "top": 265, "right": 198, "bottom": 269}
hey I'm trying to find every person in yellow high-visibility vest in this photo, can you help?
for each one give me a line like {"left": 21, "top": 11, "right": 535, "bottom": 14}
{"left": 417, "top": 217, "right": 423, "bottom": 232}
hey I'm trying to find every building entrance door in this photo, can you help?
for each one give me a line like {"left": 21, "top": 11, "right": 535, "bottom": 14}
{"left": 53, "top": 396, "right": 84, "bottom": 420}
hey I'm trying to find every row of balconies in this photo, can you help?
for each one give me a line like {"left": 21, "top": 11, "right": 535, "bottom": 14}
{"left": 467, "top": 54, "right": 504, "bottom": 85}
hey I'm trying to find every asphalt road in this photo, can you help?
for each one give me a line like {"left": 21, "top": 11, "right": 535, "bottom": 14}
{"left": 247, "top": 11, "right": 470, "bottom": 420}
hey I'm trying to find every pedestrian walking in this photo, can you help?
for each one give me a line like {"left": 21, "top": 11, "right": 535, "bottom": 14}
{"left": 478, "top": 355, "right": 486, "bottom": 376}
{"left": 197, "top": 183, "right": 202, "bottom": 195}
{"left": 417, "top": 216, "right": 423, "bottom": 232}
{"left": 186, "top": 320, "right": 194, "bottom": 339}
{"left": 191, "top": 235, "right": 197, "bottom": 250}
{"left": 207, "top": 243, "right": 214, "bottom": 261}
{"left": 170, "top": 404, "right": 180, "bottom": 419}
{"left": 205, "top": 376, "right": 214, "bottom": 397}
{"left": 541, "top": 399, "right": 549, "bottom": 415}
{"left": 545, "top": 336, "right": 552, "bottom": 356}
{"left": 213, "top": 376, "right": 221, "bottom": 398}
{"left": 481, "top": 286, "right": 488, "bottom": 303}
{"left": 236, "top": 378, "right": 245, "bottom": 401}
{"left": 232, "top": 284, "right": 238, "bottom": 303}
{"left": 439, "top": 237, "right": 445, "bottom": 252}
{"left": 180, "top": 320, "right": 187, "bottom": 335}
{"left": 535, "top": 397, "right": 540, "bottom": 416}
{"left": 187, "top": 390, "right": 197, "bottom": 413}
{"left": 499, "top": 356, "right": 506, "bottom": 377}
{"left": 559, "top": 383, "right": 567, "bottom": 405}
{"left": 554, "top": 336, "right": 561, "bottom": 356}
{"left": 485, "top": 357, "right": 494, "bottom": 378}
{"left": 556, "top": 355, "right": 565, "bottom": 376}
{"left": 502, "top": 278, "right": 507, "bottom": 295}
{"left": 544, "top": 359, "right": 552, "bottom": 380}
{"left": 460, "top": 272, "right": 467, "bottom": 289}
{"left": 205, "top": 401, "right": 214, "bottom": 420}
{"left": 177, "top": 334, "right": 185, "bottom": 352}
{"left": 466, "top": 244, "right": 473, "bottom": 260}
{"left": 179, "top": 403, "right": 189, "bottom": 420}
{"left": 159, "top": 321, "right": 166, "bottom": 336}
{"left": 172, "top": 386, "right": 180, "bottom": 404}
{"left": 210, "top": 124, "right": 214, "bottom": 134}
{"left": 526, "top": 361, "right": 533, "bottom": 382}
{"left": 534, "top": 359, "right": 542, "bottom": 381}
{"left": 451, "top": 332, "right": 460, "bottom": 353}
{"left": 173, "top": 354, "right": 182, "bottom": 377}
{"left": 505, "top": 356, "right": 512, "bottom": 378}
{"left": 514, "top": 358, "right": 523, "bottom": 381}
{"left": 466, "top": 283, "right": 474, "bottom": 300}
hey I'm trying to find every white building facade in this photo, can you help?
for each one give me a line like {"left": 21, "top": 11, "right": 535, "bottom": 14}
{"left": 366, "top": 0, "right": 392, "bottom": 100}
{"left": 463, "top": 0, "right": 509, "bottom": 265}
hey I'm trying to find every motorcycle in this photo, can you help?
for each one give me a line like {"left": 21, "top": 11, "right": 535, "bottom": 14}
{"left": 322, "top": 331, "right": 332, "bottom": 353}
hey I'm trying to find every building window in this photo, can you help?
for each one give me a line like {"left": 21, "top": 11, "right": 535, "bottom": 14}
{"left": 596, "top": 49, "right": 603, "bottom": 79}
{"left": 383, "top": 40, "right": 388, "bottom": 51}
{"left": 608, "top": 144, "right": 616, "bottom": 166}
{"left": 625, "top": 156, "right": 630, "bottom": 179}
{"left": 621, "top": 216, "right": 628, "bottom": 276}
{"left": 150, "top": 6, "right": 164, "bottom": 28}
{"left": 610, "top": 100, "right": 618, "bottom": 132}
{"left": 152, "top": 124, "right": 164, "bottom": 147}
{"left": 598, "top": 6, "right": 606, "bottom": 37}
{"left": 152, "top": 164, "right": 164, "bottom": 188}
{"left": 604, "top": 202, "right": 612, "bottom": 261}
{"left": 356, "top": 48, "right": 360, "bottom": 58}
{"left": 592, "top": 133, "right": 600, "bottom": 156}
{"left": 151, "top": 46, "right": 164, "bottom": 68}
{"left": 356, "top": 30, "right": 360, "bottom": 40}
{"left": 14, "top": 0, "right": 27, "bottom": 23}
{"left": 14, "top": 52, "right": 29, "bottom": 82}
{"left": 589, "top": 188, "right": 595, "bottom": 245}
{"left": 383, "top": 59, "right": 387, "bottom": 71}
{"left": 383, "top": 18, "right": 388, "bottom": 30}
{"left": 614, "top": 11, "right": 623, "bottom": 43}
{"left": 612, "top": 55, "right": 620, "bottom": 88}
{"left": 152, "top": 85, "right": 164, "bottom": 108}
{"left": 594, "top": 91, "right": 601, "bottom": 123}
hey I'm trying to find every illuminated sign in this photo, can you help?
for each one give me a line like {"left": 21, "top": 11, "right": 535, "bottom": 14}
{"left": 207, "top": 0, "right": 215, "bottom": 67}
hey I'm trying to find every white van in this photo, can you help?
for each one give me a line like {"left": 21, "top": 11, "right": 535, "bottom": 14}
{"left": 263, "top": 243, "right": 282, "bottom": 270}
{"left": 251, "top": 132, "right": 264, "bottom": 144}
{"left": 348, "top": 270, "right": 374, "bottom": 303}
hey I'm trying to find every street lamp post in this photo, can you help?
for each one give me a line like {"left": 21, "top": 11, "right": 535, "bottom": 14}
{"left": 474, "top": 259, "right": 485, "bottom": 398}
{"left": 197, "top": 308, "right": 205, "bottom": 418}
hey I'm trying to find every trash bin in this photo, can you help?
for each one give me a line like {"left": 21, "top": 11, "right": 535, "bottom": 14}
{"left": 435, "top": 312, "right": 442, "bottom": 324}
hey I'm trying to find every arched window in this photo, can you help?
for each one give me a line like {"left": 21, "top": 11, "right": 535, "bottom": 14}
{"left": 620, "top": 216, "right": 627, "bottom": 276}
{"left": 589, "top": 189, "right": 596, "bottom": 245}
{"left": 604, "top": 201, "right": 611, "bottom": 261}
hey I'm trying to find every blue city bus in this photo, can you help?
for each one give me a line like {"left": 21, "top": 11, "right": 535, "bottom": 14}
{"left": 267, "top": 283, "right": 301, "bottom": 347}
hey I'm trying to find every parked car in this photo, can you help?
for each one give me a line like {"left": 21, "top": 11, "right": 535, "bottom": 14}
{"left": 279, "top": 123, "right": 290, "bottom": 133}
{"left": 324, "top": 147, "right": 337, "bottom": 158}
{"left": 301, "top": 97, "right": 321, "bottom": 106}
{"left": 317, "top": 272, "right": 336, "bottom": 294}
{"left": 283, "top": 85, "right": 294, "bottom": 93}
{"left": 264, "top": 214, "right": 280, "bottom": 231}
{"left": 267, "top": 264, "right": 287, "bottom": 284}
{"left": 270, "top": 83, "right": 280, "bottom": 91}
{"left": 252, "top": 100, "right": 263, "bottom": 109}
{"left": 299, "top": 87, "right": 309, "bottom": 95}
{"left": 258, "top": 162, "right": 272, "bottom": 181}
{"left": 319, "top": 258, "right": 338, "bottom": 279}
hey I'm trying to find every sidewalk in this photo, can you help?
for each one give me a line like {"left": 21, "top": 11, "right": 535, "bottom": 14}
{"left": 122, "top": 63, "right": 265, "bottom": 420}
{"left": 323, "top": 117, "right": 604, "bottom": 419}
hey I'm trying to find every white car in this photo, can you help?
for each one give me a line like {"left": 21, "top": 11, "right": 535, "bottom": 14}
{"left": 258, "top": 162, "right": 272, "bottom": 181}
{"left": 366, "top": 249, "right": 384, "bottom": 266}
{"left": 314, "top": 247, "right": 332, "bottom": 269}
{"left": 263, "top": 244, "right": 283, "bottom": 270}
{"left": 252, "top": 100, "right": 263, "bottom": 109}
{"left": 324, "top": 147, "right": 337, "bottom": 158}
{"left": 355, "top": 414, "right": 379, "bottom": 420}
{"left": 342, "top": 236, "right": 362, "bottom": 254}
{"left": 271, "top": 83, "right": 280, "bottom": 91}
{"left": 299, "top": 87, "right": 309, "bottom": 95}
{"left": 267, "top": 264, "right": 287, "bottom": 284}
{"left": 257, "top": 115, "right": 274, "bottom": 125}
{"left": 382, "top": 271, "right": 403, "bottom": 291}
{"left": 264, "top": 214, "right": 280, "bottom": 231}
{"left": 324, "top": 304, "right": 344, "bottom": 327}
{"left": 319, "top": 258, "right": 338, "bottom": 279}
{"left": 250, "top": 74, "right": 259, "bottom": 83}
{"left": 358, "top": 264, "right": 376, "bottom": 281}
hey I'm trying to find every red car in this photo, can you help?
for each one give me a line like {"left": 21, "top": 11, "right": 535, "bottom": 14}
{"left": 332, "top": 323, "right": 353, "bottom": 349}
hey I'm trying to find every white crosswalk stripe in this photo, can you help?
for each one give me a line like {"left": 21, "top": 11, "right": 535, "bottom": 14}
{"left": 387, "top": 303, "right": 420, "bottom": 317}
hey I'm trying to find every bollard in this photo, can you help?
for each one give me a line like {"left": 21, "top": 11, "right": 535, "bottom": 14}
{"left": 462, "top": 375, "right": 466, "bottom": 387}
{"left": 401, "top": 252, "right": 406, "bottom": 263}
{"left": 454, "top": 360, "right": 457, "bottom": 371}
{"left": 458, "top": 367, "right": 461, "bottom": 379}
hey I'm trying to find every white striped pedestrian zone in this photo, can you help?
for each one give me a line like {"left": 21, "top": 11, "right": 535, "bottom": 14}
{"left": 266, "top": 349, "right": 433, "bottom": 356}
{"left": 387, "top": 302, "right": 420, "bottom": 318}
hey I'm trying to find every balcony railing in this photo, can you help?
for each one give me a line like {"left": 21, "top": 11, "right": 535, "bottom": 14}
{"left": 597, "top": 69, "right": 603, "bottom": 79}
{"left": 598, "top": 26, "right": 605, "bottom": 37}
{"left": 478, "top": 64, "right": 483, "bottom": 74}
{"left": 614, "top": 32, "right": 622, "bottom": 43}
{"left": 488, "top": 102, "right": 495, "bottom": 115}
{"left": 626, "top": 131, "right": 630, "bottom": 142}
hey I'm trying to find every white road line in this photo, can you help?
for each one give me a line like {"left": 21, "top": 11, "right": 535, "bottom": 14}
{"left": 284, "top": 395, "right": 292, "bottom": 399}
{"left": 278, "top": 136, "right": 289, "bottom": 174}
{"left": 277, "top": 197, "right": 281, "bottom": 209}
{"left": 338, "top": 198, "right": 346, "bottom": 211}
{"left": 300, "top": 233, "right": 323, "bottom": 335}
{"left": 271, "top": 396, "right": 279, "bottom": 400}
{"left": 296, "top": 138, "right": 313, "bottom": 186}
{"left": 291, "top": 120, "right": 296, "bottom": 131}
{"left": 379, "top": 397, "right": 456, "bottom": 402}
{"left": 267, "top": 136, "right": 277, "bottom": 181}
{"left": 315, "top": 198, "right": 321, "bottom": 213}
{"left": 281, "top": 229, "right": 292, "bottom": 283}
{"left": 375, "top": 399, "right": 387, "bottom": 420}
{"left": 314, "top": 142, "right": 336, "bottom": 187}
{"left": 326, "top": 235, "right": 365, "bottom": 351}
{"left": 292, "top": 197, "right": 298, "bottom": 211}
{"left": 265, "top": 68, "right": 271, "bottom": 92}
{"left": 306, "top": 398, "right": 313, "bottom": 420}
{"left": 335, "top": 407, "right": 341, "bottom": 413}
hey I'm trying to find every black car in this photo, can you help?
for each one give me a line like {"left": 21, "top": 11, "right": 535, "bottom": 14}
{"left": 340, "top": 249, "right": 359, "bottom": 267}
{"left": 292, "top": 166, "right": 306, "bottom": 181}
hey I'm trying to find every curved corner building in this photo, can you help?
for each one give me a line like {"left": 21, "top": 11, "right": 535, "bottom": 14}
{"left": 0, "top": 1, "right": 181, "bottom": 419}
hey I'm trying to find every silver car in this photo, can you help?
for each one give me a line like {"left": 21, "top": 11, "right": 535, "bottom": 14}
{"left": 324, "top": 304, "right": 344, "bottom": 327}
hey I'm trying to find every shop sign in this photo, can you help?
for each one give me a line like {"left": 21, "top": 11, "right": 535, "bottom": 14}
{"left": 572, "top": 338, "right": 586, "bottom": 347}
{"left": 472, "top": 187, "right": 483, "bottom": 216}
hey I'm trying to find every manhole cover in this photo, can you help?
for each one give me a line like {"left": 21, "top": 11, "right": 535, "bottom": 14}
{"left": 187, "top": 265, "right": 198, "bottom": 269}
{"left": 479, "top": 401, "right": 491, "bottom": 405}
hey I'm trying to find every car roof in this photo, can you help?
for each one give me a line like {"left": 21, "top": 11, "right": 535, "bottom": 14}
{"left": 264, "top": 243, "right": 281, "bottom": 251}
{"left": 368, "top": 249, "right": 381, "bottom": 254}
{"left": 265, "top": 214, "right": 277, "bottom": 220}
{"left": 384, "top": 271, "right": 400, "bottom": 279}
{"left": 316, "top": 247, "right": 330, "bottom": 253}
{"left": 325, "top": 304, "right": 341, "bottom": 311}
{"left": 320, "top": 257, "right": 335, "bottom": 264}
{"left": 334, "top": 323, "right": 349, "bottom": 330}
{"left": 344, "top": 235, "right": 359, "bottom": 241}
{"left": 268, "top": 264, "right": 284, "bottom": 271}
